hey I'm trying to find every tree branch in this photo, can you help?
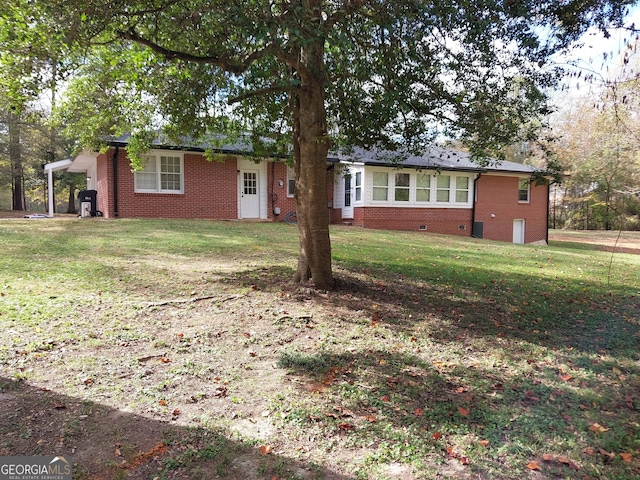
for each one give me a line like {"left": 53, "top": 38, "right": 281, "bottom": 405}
{"left": 228, "top": 85, "right": 300, "bottom": 104}
{"left": 119, "top": 29, "right": 287, "bottom": 75}
{"left": 323, "top": 0, "right": 369, "bottom": 32}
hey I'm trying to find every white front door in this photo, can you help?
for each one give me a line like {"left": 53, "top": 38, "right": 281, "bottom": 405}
{"left": 240, "top": 170, "right": 260, "bottom": 218}
{"left": 513, "top": 219, "right": 525, "bottom": 244}
{"left": 342, "top": 173, "right": 353, "bottom": 219}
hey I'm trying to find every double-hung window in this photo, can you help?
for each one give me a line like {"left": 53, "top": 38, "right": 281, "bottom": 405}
{"left": 372, "top": 172, "right": 389, "bottom": 201}
{"left": 518, "top": 178, "right": 530, "bottom": 202}
{"left": 135, "top": 153, "right": 183, "bottom": 193}
{"left": 394, "top": 173, "right": 410, "bottom": 202}
{"left": 287, "top": 166, "right": 296, "bottom": 197}
{"left": 416, "top": 173, "right": 431, "bottom": 202}
{"left": 355, "top": 172, "right": 362, "bottom": 202}
{"left": 436, "top": 175, "right": 451, "bottom": 202}
{"left": 455, "top": 176, "right": 470, "bottom": 203}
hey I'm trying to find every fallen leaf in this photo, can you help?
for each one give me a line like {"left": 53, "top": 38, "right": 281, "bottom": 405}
{"left": 83, "top": 378, "right": 94, "bottom": 385}
{"left": 53, "top": 403, "right": 66, "bottom": 410}
{"left": 364, "top": 414, "right": 377, "bottom": 423}
{"left": 115, "top": 448, "right": 122, "bottom": 457}
{"left": 526, "top": 461, "right": 541, "bottom": 471}
{"left": 542, "top": 453, "right": 554, "bottom": 461}
{"left": 625, "top": 395, "right": 635, "bottom": 410}
{"left": 479, "top": 440, "right": 490, "bottom": 447}
{"left": 612, "top": 367, "right": 622, "bottom": 375}
{"left": 159, "top": 399, "right": 167, "bottom": 406}
{"left": 457, "top": 406, "right": 470, "bottom": 417}
{"left": 432, "top": 432, "right": 442, "bottom": 440}
{"left": 414, "top": 408, "right": 424, "bottom": 416}
{"left": 559, "top": 373, "right": 573, "bottom": 382}
{"left": 588, "top": 423, "right": 609, "bottom": 434}
{"left": 379, "top": 359, "right": 386, "bottom": 365}
{"left": 159, "top": 357, "right": 171, "bottom": 363}
{"left": 459, "top": 456, "right": 469, "bottom": 465}
{"left": 583, "top": 447, "right": 595, "bottom": 455}
{"left": 259, "top": 445, "right": 272, "bottom": 455}
{"left": 213, "top": 386, "right": 227, "bottom": 398}
{"left": 619, "top": 453, "right": 633, "bottom": 462}
{"left": 172, "top": 409, "right": 180, "bottom": 416}
{"left": 598, "top": 448, "right": 615, "bottom": 460}
{"left": 381, "top": 395, "right": 391, "bottom": 402}
{"left": 338, "top": 422, "right": 355, "bottom": 431}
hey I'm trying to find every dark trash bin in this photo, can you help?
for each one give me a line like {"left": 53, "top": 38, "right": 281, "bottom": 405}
{"left": 78, "top": 189, "right": 98, "bottom": 217}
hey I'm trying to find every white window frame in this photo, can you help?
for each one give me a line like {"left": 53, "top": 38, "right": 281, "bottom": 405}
{"left": 368, "top": 168, "right": 474, "bottom": 207}
{"left": 354, "top": 171, "right": 362, "bottom": 203}
{"left": 372, "top": 171, "right": 389, "bottom": 202}
{"left": 415, "top": 172, "right": 431, "bottom": 203}
{"left": 455, "top": 176, "right": 470, "bottom": 203}
{"left": 518, "top": 177, "right": 530, "bottom": 203}
{"left": 134, "top": 151, "right": 184, "bottom": 194}
{"left": 435, "top": 174, "right": 451, "bottom": 203}
{"left": 287, "top": 166, "right": 296, "bottom": 197}
{"left": 394, "top": 172, "right": 411, "bottom": 202}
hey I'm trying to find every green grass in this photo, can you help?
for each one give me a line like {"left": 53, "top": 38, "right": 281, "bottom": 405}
{"left": 0, "top": 218, "right": 638, "bottom": 479}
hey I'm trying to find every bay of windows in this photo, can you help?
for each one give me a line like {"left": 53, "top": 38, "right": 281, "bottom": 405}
{"left": 370, "top": 170, "right": 473, "bottom": 205}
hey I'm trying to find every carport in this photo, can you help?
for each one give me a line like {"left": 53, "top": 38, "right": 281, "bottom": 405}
{"left": 43, "top": 151, "right": 98, "bottom": 217}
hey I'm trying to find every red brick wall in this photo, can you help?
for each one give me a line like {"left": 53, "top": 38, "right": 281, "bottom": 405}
{"left": 353, "top": 207, "right": 473, "bottom": 236}
{"left": 474, "top": 174, "right": 548, "bottom": 243}
{"left": 98, "top": 148, "right": 239, "bottom": 219}
{"left": 268, "top": 162, "right": 335, "bottom": 223}
{"left": 268, "top": 162, "right": 297, "bottom": 221}
{"left": 96, "top": 152, "right": 112, "bottom": 217}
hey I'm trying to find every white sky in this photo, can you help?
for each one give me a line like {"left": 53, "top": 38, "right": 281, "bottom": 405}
{"left": 554, "top": 4, "right": 640, "bottom": 93}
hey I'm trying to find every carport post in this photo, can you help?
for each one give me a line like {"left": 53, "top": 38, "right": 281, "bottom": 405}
{"left": 47, "top": 166, "right": 55, "bottom": 217}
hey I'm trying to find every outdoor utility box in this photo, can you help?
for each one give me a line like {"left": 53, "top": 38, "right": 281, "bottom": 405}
{"left": 78, "top": 190, "right": 97, "bottom": 217}
{"left": 472, "top": 221, "right": 484, "bottom": 239}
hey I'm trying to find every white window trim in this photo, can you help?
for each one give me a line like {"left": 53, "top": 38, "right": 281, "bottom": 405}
{"left": 354, "top": 171, "right": 363, "bottom": 204}
{"left": 518, "top": 177, "right": 531, "bottom": 203}
{"left": 372, "top": 171, "right": 390, "bottom": 202}
{"left": 286, "top": 166, "right": 296, "bottom": 197}
{"left": 134, "top": 150, "right": 184, "bottom": 194}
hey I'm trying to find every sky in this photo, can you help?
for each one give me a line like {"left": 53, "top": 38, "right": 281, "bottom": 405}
{"left": 558, "top": 4, "right": 640, "bottom": 91}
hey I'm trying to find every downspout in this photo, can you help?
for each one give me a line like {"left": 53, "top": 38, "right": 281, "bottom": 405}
{"left": 471, "top": 173, "right": 481, "bottom": 237}
{"left": 112, "top": 146, "right": 119, "bottom": 217}
{"left": 546, "top": 181, "right": 550, "bottom": 245}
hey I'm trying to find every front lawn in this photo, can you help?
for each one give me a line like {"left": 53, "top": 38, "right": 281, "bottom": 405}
{"left": 0, "top": 218, "right": 638, "bottom": 479}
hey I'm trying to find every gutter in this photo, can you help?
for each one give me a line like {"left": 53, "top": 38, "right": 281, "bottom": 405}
{"left": 113, "top": 146, "right": 119, "bottom": 217}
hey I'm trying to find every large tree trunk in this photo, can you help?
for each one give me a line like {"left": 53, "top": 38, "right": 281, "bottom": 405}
{"left": 292, "top": 5, "right": 334, "bottom": 290}
{"left": 9, "top": 111, "right": 24, "bottom": 211}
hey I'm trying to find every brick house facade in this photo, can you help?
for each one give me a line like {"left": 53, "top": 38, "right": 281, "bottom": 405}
{"left": 58, "top": 140, "right": 549, "bottom": 244}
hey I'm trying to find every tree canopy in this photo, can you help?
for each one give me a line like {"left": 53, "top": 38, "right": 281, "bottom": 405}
{"left": 2, "top": 0, "right": 637, "bottom": 287}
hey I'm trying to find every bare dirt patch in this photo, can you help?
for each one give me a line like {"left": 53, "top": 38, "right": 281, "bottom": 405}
{"left": 548, "top": 229, "right": 640, "bottom": 254}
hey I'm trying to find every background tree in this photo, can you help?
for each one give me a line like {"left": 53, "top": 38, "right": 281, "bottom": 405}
{"left": 5, "top": 0, "right": 636, "bottom": 287}
{"left": 545, "top": 34, "right": 640, "bottom": 230}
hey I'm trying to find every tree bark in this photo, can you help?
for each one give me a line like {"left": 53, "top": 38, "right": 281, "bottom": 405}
{"left": 67, "top": 182, "right": 78, "bottom": 214}
{"left": 292, "top": 2, "right": 334, "bottom": 289}
{"left": 9, "top": 111, "right": 24, "bottom": 211}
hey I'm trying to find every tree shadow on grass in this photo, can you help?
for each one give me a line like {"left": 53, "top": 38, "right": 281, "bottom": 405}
{"left": 275, "top": 349, "right": 640, "bottom": 479}
{"left": 0, "top": 377, "right": 352, "bottom": 480}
